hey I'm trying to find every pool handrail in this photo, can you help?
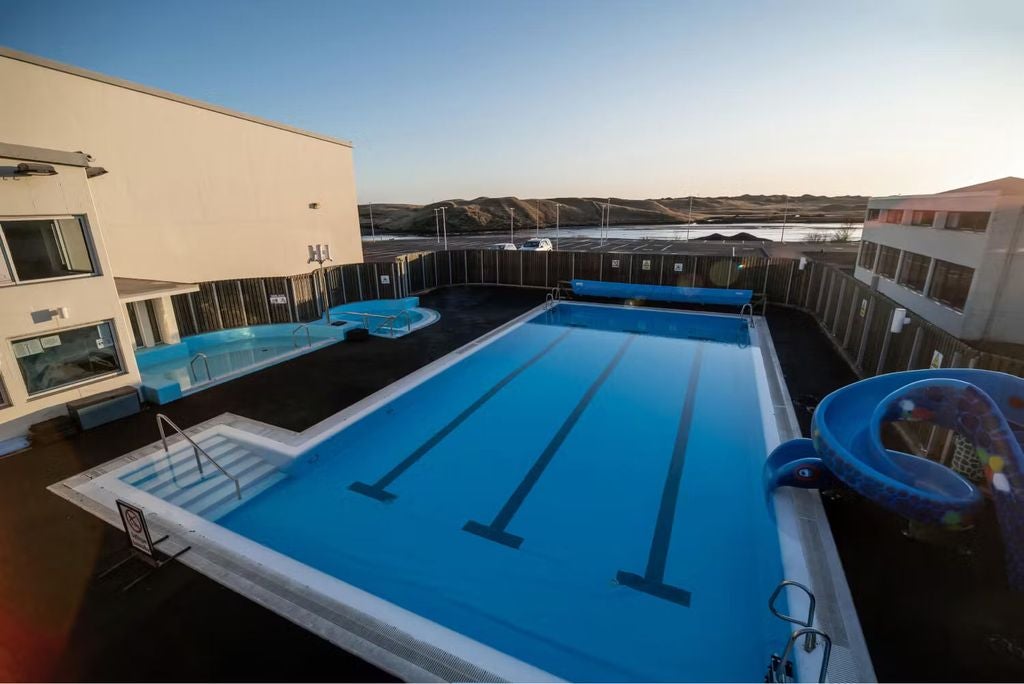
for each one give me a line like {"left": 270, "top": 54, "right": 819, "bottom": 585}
{"left": 741, "top": 302, "right": 754, "bottom": 327}
{"left": 336, "top": 309, "right": 413, "bottom": 338}
{"left": 776, "top": 628, "right": 832, "bottom": 683}
{"left": 292, "top": 323, "right": 313, "bottom": 348}
{"left": 769, "top": 580, "right": 817, "bottom": 652}
{"left": 156, "top": 413, "right": 242, "bottom": 500}
{"left": 189, "top": 352, "right": 212, "bottom": 382}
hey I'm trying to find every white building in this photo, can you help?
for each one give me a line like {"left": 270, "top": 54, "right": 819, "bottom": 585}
{"left": 0, "top": 48, "right": 361, "bottom": 431}
{"left": 855, "top": 177, "right": 1024, "bottom": 344}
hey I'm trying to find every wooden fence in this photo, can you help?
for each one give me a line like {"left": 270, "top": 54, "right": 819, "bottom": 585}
{"left": 170, "top": 249, "right": 1022, "bottom": 456}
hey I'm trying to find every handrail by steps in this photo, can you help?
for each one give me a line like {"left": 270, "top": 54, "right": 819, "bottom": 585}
{"left": 155, "top": 414, "right": 241, "bottom": 500}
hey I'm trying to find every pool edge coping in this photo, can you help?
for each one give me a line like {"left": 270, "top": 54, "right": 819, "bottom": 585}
{"left": 53, "top": 301, "right": 876, "bottom": 683}
{"left": 755, "top": 316, "right": 878, "bottom": 683}
{"left": 52, "top": 301, "right": 563, "bottom": 684}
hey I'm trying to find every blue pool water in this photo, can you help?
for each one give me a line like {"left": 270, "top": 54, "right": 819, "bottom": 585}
{"left": 136, "top": 323, "right": 352, "bottom": 404}
{"left": 326, "top": 296, "right": 439, "bottom": 337}
{"left": 220, "top": 303, "right": 788, "bottom": 681}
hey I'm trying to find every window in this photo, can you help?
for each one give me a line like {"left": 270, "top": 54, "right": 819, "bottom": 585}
{"left": 945, "top": 211, "right": 990, "bottom": 232}
{"left": 858, "top": 241, "right": 878, "bottom": 270}
{"left": 911, "top": 210, "right": 935, "bottom": 227}
{"left": 866, "top": 208, "right": 881, "bottom": 221}
{"left": 882, "top": 209, "right": 904, "bottom": 224}
{"left": 928, "top": 259, "right": 974, "bottom": 311}
{"left": 0, "top": 375, "right": 9, "bottom": 409}
{"left": 12, "top": 322, "right": 123, "bottom": 395}
{"left": 897, "top": 251, "right": 931, "bottom": 292}
{"left": 876, "top": 246, "right": 900, "bottom": 278}
{"left": 0, "top": 218, "right": 96, "bottom": 284}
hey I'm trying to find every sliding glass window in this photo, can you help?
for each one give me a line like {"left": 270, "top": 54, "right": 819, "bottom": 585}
{"left": 945, "top": 211, "right": 990, "bottom": 232}
{"left": 897, "top": 252, "right": 931, "bottom": 293}
{"left": 12, "top": 322, "right": 123, "bottom": 395}
{"left": 0, "top": 217, "right": 96, "bottom": 284}
{"left": 928, "top": 259, "right": 974, "bottom": 311}
{"left": 876, "top": 246, "right": 900, "bottom": 279}
{"left": 858, "top": 241, "right": 878, "bottom": 270}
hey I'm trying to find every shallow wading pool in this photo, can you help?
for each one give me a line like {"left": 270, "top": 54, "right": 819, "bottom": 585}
{"left": 62, "top": 302, "right": 872, "bottom": 682}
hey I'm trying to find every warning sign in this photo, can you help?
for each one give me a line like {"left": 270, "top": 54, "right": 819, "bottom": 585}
{"left": 117, "top": 500, "right": 156, "bottom": 557}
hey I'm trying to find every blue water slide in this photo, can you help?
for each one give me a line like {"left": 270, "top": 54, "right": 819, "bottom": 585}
{"left": 765, "top": 369, "right": 1024, "bottom": 591}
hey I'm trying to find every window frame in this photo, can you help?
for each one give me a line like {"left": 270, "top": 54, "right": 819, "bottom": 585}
{"left": 11, "top": 319, "right": 128, "bottom": 398}
{"left": 896, "top": 251, "right": 932, "bottom": 293}
{"left": 875, "top": 246, "right": 901, "bottom": 279}
{"left": 927, "top": 259, "right": 974, "bottom": 312}
{"left": 882, "top": 209, "right": 904, "bottom": 224}
{"left": 0, "top": 373, "right": 10, "bottom": 409}
{"left": 910, "top": 210, "right": 935, "bottom": 227}
{"left": 866, "top": 208, "right": 881, "bottom": 221}
{"left": 858, "top": 241, "right": 878, "bottom": 270}
{"left": 0, "top": 215, "right": 101, "bottom": 287}
{"left": 944, "top": 211, "right": 991, "bottom": 233}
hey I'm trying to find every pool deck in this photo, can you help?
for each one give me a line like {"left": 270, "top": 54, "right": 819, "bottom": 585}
{"left": 3, "top": 286, "right": 1023, "bottom": 681}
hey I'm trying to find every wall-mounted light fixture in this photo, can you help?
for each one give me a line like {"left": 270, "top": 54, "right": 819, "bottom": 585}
{"left": 308, "top": 202, "right": 320, "bottom": 209}
{"left": 14, "top": 163, "right": 57, "bottom": 176}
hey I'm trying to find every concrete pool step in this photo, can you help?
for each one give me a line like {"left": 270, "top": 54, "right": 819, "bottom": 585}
{"left": 123, "top": 437, "right": 286, "bottom": 521}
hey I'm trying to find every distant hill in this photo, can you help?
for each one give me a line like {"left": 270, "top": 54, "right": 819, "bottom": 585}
{"left": 359, "top": 195, "right": 868, "bottom": 234}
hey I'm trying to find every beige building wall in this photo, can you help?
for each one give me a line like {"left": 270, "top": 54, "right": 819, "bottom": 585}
{"left": 0, "top": 48, "right": 362, "bottom": 283}
{"left": 0, "top": 154, "right": 140, "bottom": 426}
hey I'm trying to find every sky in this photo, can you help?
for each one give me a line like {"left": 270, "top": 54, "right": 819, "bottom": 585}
{"left": 2, "top": 0, "right": 1022, "bottom": 204}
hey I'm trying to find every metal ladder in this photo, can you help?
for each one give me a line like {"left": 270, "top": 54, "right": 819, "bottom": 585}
{"left": 189, "top": 352, "right": 212, "bottom": 382}
{"left": 155, "top": 414, "right": 242, "bottom": 500}
{"left": 765, "top": 580, "right": 832, "bottom": 683}
{"left": 292, "top": 323, "right": 313, "bottom": 348}
{"left": 741, "top": 302, "right": 755, "bottom": 328}
{"left": 545, "top": 284, "right": 562, "bottom": 309}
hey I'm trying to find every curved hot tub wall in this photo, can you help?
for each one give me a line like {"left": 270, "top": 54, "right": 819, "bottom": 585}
{"left": 327, "top": 297, "right": 440, "bottom": 338}
{"left": 136, "top": 323, "right": 353, "bottom": 404}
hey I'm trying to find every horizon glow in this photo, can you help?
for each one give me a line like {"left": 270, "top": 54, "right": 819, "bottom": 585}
{"left": 2, "top": 0, "right": 1022, "bottom": 204}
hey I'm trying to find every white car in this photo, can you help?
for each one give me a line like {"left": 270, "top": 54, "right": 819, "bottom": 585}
{"left": 520, "top": 238, "right": 553, "bottom": 251}
{"left": 489, "top": 242, "right": 517, "bottom": 251}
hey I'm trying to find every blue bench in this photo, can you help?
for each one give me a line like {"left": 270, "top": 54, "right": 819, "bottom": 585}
{"left": 566, "top": 279, "right": 753, "bottom": 307}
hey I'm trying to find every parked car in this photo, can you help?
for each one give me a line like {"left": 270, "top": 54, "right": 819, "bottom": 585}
{"left": 489, "top": 242, "right": 518, "bottom": 250}
{"left": 520, "top": 238, "right": 553, "bottom": 251}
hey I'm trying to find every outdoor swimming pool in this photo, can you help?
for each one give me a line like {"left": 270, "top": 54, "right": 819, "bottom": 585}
{"left": 66, "top": 301, "right": 869, "bottom": 681}
{"left": 327, "top": 296, "right": 439, "bottom": 338}
{"left": 135, "top": 323, "right": 353, "bottom": 404}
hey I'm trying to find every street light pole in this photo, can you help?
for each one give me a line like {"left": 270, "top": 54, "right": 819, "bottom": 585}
{"left": 440, "top": 206, "right": 448, "bottom": 250}
{"left": 433, "top": 208, "right": 440, "bottom": 244}
{"left": 510, "top": 207, "right": 515, "bottom": 245}
{"left": 535, "top": 200, "right": 540, "bottom": 237}
{"left": 555, "top": 203, "right": 560, "bottom": 251}
{"left": 780, "top": 196, "right": 789, "bottom": 244}
{"left": 307, "top": 243, "right": 333, "bottom": 324}
{"left": 369, "top": 201, "right": 376, "bottom": 240}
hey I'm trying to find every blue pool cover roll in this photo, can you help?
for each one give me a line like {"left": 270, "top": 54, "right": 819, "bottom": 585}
{"left": 569, "top": 279, "right": 753, "bottom": 306}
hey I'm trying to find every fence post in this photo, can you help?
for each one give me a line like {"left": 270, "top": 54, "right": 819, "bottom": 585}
{"left": 816, "top": 268, "right": 829, "bottom": 315}
{"left": 805, "top": 262, "right": 816, "bottom": 309}
{"left": 842, "top": 288, "right": 858, "bottom": 348}
{"left": 906, "top": 327, "right": 924, "bottom": 370}
{"left": 784, "top": 261, "right": 794, "bottom": 305}
{"left": 855, "top": 297, "right": 875, "bottom": 370}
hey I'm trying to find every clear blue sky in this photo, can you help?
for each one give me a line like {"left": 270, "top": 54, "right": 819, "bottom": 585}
{"left": 2, "top": 0, "right": 1022, "bottom": 204}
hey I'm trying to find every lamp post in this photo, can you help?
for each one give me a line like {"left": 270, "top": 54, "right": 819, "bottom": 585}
{"left": 433, "top": 208, "right": 441, "bottom": 244}
{"left": 509, "top": 207, "right": 515, "bottom": 245}
{"left": 368, "top": 201, "right": 376, "bottom": 240}
{"left": 780, "top": 196, "right": 789, "bottom": 244}
{"left": 535, "top": 200, "right": 540, "bottom": 237}
{"left": 307, "top": 242, "right": 333, "bottom": 323}
{"left": 440, "top": 206, "right": 448, "bottom": 250}
{"left": 555, "top": 203, "right": 561, "bottom": 251}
